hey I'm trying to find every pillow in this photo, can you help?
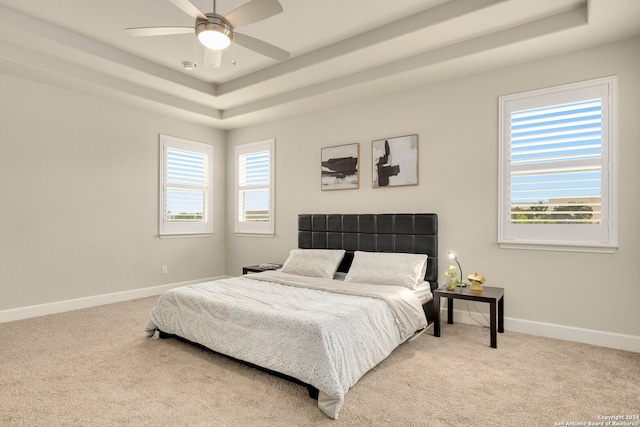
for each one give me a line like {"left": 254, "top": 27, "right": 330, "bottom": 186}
{"left": 344, "top": 251, "right": 428, "bottom": 289}
{"left": 279, "top": 249, "right": 346, "bottom": 279}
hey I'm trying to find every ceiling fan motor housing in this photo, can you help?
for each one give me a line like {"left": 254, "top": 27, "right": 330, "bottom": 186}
{"left": 196, "top": 14, "right": 233, "bottom": 49}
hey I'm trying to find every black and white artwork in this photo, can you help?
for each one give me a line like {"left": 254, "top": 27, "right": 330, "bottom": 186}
{"left": 321, "top": 143, "right": 359, "bottom": 190}
{"left": 372, "top": 134, "right": 418, "bottom": 188}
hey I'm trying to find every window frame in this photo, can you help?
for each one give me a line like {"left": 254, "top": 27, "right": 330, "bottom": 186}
{"left": 498, "top": 76, "right": 618, "bottom": 253}
{"left": 159, "top": 134, "right": 214, "bottom": 237}
{"left": 234, "top": 139, "right": 275, "bottom": 236}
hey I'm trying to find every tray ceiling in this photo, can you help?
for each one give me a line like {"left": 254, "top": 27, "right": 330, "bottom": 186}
{"left": 0, "top": 0, "right": 638, "bottom": 129}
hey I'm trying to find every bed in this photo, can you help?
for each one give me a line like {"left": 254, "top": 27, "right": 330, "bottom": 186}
{"left": 145, "top": 213, "right": 438, "bottom": 419}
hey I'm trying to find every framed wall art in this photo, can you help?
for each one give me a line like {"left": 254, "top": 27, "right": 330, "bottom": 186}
{"left": 372, "top": 134, "right": 418, "bottom": 188}
{"left": 321, "top": 143, "right": 359, "bottom": 190}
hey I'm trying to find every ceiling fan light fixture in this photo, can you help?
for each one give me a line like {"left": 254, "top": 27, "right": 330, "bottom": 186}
{"left": 196, "top": 16, "right": 232, "bottom": 50}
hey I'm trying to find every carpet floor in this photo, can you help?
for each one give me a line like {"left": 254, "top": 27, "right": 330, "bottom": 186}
{"left": 1, "top": 296, "right": 638, "bottom": 426}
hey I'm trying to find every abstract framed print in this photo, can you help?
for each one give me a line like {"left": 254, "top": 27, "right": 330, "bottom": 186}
{"left": 321, "top": 143, "right": 359, "bottom": 190}
{"left": 372, "top": 134, "right": 418, "bottom": 188}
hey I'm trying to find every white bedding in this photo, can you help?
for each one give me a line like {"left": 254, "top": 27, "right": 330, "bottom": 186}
{"left": 335, "top": 272, "right": 433, "bottom": 303}
{"left": 414, "top": 281, "right": 433, "bottom": 303}
{"left": 145, "top": 270, "right": 427, "bottom": 419}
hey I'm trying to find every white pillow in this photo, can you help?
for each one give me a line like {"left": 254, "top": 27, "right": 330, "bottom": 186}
{"left": 280, "top": 249, "right": 346, "bottom": 279}
{"left": 344, "top": 251, "right": 428, "bottom": 289}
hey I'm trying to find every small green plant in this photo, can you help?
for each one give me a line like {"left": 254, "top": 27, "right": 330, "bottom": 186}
{"left": 442, "top": 264, "right": 459, "bottom": 289}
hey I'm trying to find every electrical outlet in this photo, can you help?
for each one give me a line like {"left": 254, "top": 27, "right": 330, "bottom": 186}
{"left": 162, "top": 265, "right": 167, "bottom": 274}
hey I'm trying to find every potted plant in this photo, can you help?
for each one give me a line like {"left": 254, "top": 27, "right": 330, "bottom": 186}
{"left": 442, "top": 264, "right": 459, "bottom": 290}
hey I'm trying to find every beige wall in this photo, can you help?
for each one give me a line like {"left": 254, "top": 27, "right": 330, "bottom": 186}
{"left": 0, "top": 73, "right": 227, "bottom": 311}
{"left": 226, "top": 37, "right": 640, "bottom": 343}
{"left": 1, "top": 35, "right": 637, "bottom": 349}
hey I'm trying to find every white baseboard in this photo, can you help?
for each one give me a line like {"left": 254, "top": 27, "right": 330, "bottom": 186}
{"left": 443, "top": 307, "right": 640, "bottom": 353}
{"left": 0, "top": 276, "right": 229, "bottom": 324}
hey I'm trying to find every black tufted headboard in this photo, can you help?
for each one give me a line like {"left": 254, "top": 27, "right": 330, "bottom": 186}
{"left": 298, "top": 213, "right": 438, "bottom": 292}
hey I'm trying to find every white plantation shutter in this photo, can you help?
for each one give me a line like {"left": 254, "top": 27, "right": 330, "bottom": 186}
{"left": 510, "top": 99, "right": 602, "bottom": 224}
{"left": 160, "top": 135, "right": 213, "bottom": 236}
{"left": 498, "top": 77, "right": 618, "bottom": 252}
{"left": 166, "top": 148, "right": 207, "bottom": 221}
{"left": 238, "top": 150, "right": 270, "bottom": 223}
{"left": 235, "top": 139, "right": 275, "bottom": 235}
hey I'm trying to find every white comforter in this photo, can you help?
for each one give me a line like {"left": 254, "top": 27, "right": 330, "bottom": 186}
{"left": 145, "top": 271, "right": 427, "bottom": 419}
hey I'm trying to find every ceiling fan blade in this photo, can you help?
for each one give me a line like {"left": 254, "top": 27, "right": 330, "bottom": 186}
{"left": 167, "top": 0, "right": 207, "bottom": 20}
{"left": 225, "top": 0, "right": 283, "bottom": 28}
{"left": 234, "top": 33, "right": 290, "bottom": 61}
{"left": 203, "top": 48, "right": 222, "bottom": 68}
{"left": 125, "top": 26, "right": 193, "bottom": 37}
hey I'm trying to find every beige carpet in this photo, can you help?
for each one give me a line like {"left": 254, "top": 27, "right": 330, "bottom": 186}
{"left": 0, "top": 297, "right": 638, "bottom": 427}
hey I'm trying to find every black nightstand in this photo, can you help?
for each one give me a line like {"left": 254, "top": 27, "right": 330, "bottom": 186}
{"left": 242, "top": 263, "right": 283, "bottom": 274}
{"left": 433, "top": 286, "right": 504, "bottom": 348}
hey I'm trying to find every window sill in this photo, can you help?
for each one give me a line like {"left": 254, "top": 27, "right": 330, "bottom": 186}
{"left": 498, "top": 240, "right": 618, "bottom": 254}
{"left": 159, "top": 233, "right": 213, "bottom": 239}
{"left": 234, "top": 232, "right": 275, "bottom": 238}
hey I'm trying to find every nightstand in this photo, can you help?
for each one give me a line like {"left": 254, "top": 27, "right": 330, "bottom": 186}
{"left": 242, "top": 263, "right": 283, "bottom": 274}
{"left": 433, "top": 285, "right": 504, "bottom": 348}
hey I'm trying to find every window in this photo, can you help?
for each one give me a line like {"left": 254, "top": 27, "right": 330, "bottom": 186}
{"left": 235, "top": 139, "right": 275, "bottom": 235}
{"left": 498, "top": 76, "right": 618, "bottom": 253}
{"left": 159, "top": 135, "right": 213, "bottom": 236}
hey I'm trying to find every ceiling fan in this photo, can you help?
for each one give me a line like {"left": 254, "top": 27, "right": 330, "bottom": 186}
{"left": 125, "top": 0, "right": 289, "bottom": 68}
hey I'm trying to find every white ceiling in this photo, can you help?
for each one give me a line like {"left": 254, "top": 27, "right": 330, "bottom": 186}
{"left": 0, "top": 0, "right": 638, "bottom": 129}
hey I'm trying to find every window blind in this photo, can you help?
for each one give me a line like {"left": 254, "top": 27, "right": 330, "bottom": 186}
{"left": 165, "top": 147, "right": 208, "bottom": 222}
{"left": 238, "top": 150, "right": 270, "bottom": 223}
{"left": 234, "top": 139, "right": 275, "bottom": 235}
{"left": 509, "top": 99, "right": 602, "bottom": 225}
{"left": 159, "top": 135, "right": 213, "bottom": 236}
